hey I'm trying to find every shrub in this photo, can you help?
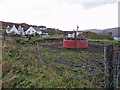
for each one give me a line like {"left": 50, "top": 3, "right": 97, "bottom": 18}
{"left": 88, "top": 31, "right": 114, "bottom": 40}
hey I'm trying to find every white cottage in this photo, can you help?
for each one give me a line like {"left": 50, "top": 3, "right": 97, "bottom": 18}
{"left": 18, "top": 25, "right": 25, "bottom": 36}
{"left": 37, "top": 26, "right": 47, "bottom": 30}
{"left": 6, "top": 25, "right": 19, "bottom": 35}
{"left": 25, "top": 27, "right": 42, "bottom": 35}
{"left": 6, "top": 25, "right": 25, "bottom": 35}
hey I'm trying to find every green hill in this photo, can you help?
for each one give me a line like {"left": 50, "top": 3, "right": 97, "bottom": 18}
{"left": 41, "top": 28, "right": 63, "bottom": 36}
{"left": 87, "top": 31, "right": 114, "bottom": 40}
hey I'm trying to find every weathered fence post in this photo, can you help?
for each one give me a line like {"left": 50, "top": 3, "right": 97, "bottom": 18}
{"left": 37, "top": 42, "right": 40, "bottom": 60}
{"left": 115, "top": 51, "right": 120, "bottom": 89}
{"left": 104, "top": 44, "right": 114, "bottom": 88}
{"left": 37, "top": 42, "right": 43, "bottom": 66}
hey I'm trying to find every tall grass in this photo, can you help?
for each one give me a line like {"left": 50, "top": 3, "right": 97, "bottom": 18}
{"left": 88, "top": 39, "right": 120, "bottom": 46}
{"left": 2, "top": 38, "right": 94, "bottom": 88}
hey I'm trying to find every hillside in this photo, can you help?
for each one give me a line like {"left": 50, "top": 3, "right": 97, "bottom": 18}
{"left": 1, "top": 21, "right": 120, "bottom": 37}
{"left": 86, "top": 27, "right": 120, "bottom": 37}
{"left": 103, "top": 27, "right": 120, "bottom": 37}
{"left": 87, "top": 31, "right": 114, "bottom": 40}
{"left": 0, "top": 21, "right": 62, "bottom": 36}
{"left": 2, "top": 34, "right": 119, "bottom": 88}
{"left": 86, "top": 29, "right": 103, "bottom": 34}
{"left": 41, "top": 28, "right": 63, "bottom": 36}
{"left": 0, "top": 21, "right": 37, "bottom": 30}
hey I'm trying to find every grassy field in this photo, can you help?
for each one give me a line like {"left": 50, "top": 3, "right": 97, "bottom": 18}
{"left": 2, "top": 35, "right": 119, "bottom": 88}
{"left": 88, "top": 39, "right": 120, "bottom": 47}
{"left": 19, "top": 31, "right": 119, "bottom": 47}
{"left": 2, "top": 36, "right": 107, "bottom": 88}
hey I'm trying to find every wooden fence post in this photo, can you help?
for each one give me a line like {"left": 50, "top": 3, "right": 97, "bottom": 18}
{"left": 115, "top": 52, "right": 120, "bottom": 89}
{"left": 37, "top": 42, "right": 40, "bottom": 60}
{"left": 37, "top": 42, "right": 43, "bottom": 66}
{"left": 104, "top": 44, "right": 114, "bottom": 88}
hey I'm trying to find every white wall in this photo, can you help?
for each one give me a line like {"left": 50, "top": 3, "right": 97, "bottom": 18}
{"left": 6, "top": 28, "right": 10, "bottom": 34}
{"left": 36, "top": 31, "right": 42, "bottom": 35}
{"left": 11, "top": 25, "right": 18, "bottom": 34}
{"left": 6, "top": 25, "right": 19, "bottom": 35}
{"left": 68, "top": 33, "right": 75, "bottom": 38}
{"left": 25, "top": 27, "right": 36, "bottom": 35}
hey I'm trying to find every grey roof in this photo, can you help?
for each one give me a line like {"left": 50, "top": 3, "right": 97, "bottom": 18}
{"left": 6, "top": 25, "right": 23, "bottom": 31}
{"left": 32, "top": 27, "right": 41, "bottom": 31}
{"left": 37, "top": 26, "right": 46, "bottom": 29}
{"left": 6, "top": 27, "right": 12, "bottom": 31}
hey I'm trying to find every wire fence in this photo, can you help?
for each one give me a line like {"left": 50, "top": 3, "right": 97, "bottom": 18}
{"left": 2, "top": 36, "right": 120, "bottom": 88}
{"left": 115, "top": 51, "right": 120, "bottom": 89}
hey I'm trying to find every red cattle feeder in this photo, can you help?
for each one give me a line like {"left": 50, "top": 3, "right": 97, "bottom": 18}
{"left": 63, "top": 31, "right": 88, "bottom": 49}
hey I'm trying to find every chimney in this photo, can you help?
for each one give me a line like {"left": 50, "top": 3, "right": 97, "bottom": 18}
{"left": 13, "top": 25, "right": 15, "bottom": 28}
{"left": 7, "top": 26, "right": 9, "bottom": 28}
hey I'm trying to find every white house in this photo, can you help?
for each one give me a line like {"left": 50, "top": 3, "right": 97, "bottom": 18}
{"left": 33, "top": 27, "right": 42, "bottom": 35}
{"left": 25, "top": 27, "right": 42, "bottom": 35}
{"left": 6, "top": 25, "right": 25, "bottom": 35}
{"left": 6, "top": 25, "right": 19, "bottom": 35}
{"left": 37, "top": 26, "right": 47, "bottom": 30}
{"left": 6, "top": 26, "right": 12, "bottom": 34}
{"left": 18, "top": 25, "right": 25, "bottom": 36}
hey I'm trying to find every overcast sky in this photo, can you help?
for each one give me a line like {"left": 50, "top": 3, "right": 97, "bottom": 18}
{"left": 0, "top": 0, "right": 119, "bottom": 30}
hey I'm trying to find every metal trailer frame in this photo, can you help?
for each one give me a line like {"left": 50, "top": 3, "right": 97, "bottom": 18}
{"left": 63, "top": 31, "right": 88, "bottom": 49}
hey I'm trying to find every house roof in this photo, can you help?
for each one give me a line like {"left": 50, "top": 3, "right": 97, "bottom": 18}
{"left": 6, "top": 27, "right": 12, "bottom": 31}
{"left": 32, "top": 27, "right": 41, "bottom": 31}
{"left": 37, "top": 26, "right": 46, "bottom": 29}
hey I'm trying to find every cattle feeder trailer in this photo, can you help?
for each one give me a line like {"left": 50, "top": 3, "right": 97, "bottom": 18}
{"left": 63, "top": 31, "right": 88, "bottom": 49}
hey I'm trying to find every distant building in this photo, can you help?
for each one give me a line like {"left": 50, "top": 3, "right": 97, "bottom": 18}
{"left": 6, "top": 26, "right": 12, "bottom": 34}
{"left": 6, "top": 25, "right": 25, "bottom": 35}
{"left": 33, "top": 27, "right": 42, "bottom": 35}
{"left": 55, "top": 28, "right": 59, "bottom": 31}
{"left": 41, "top": 33, "right": 50, "bottom": 37}
{"left": 18, "top": 25, "right": 25, "bottom": 36}
{"left": 37, "top": 26, "right": 47, "bottom": 30}
{"left": 25, "top": 26, "right": 42, "bottom": 35}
